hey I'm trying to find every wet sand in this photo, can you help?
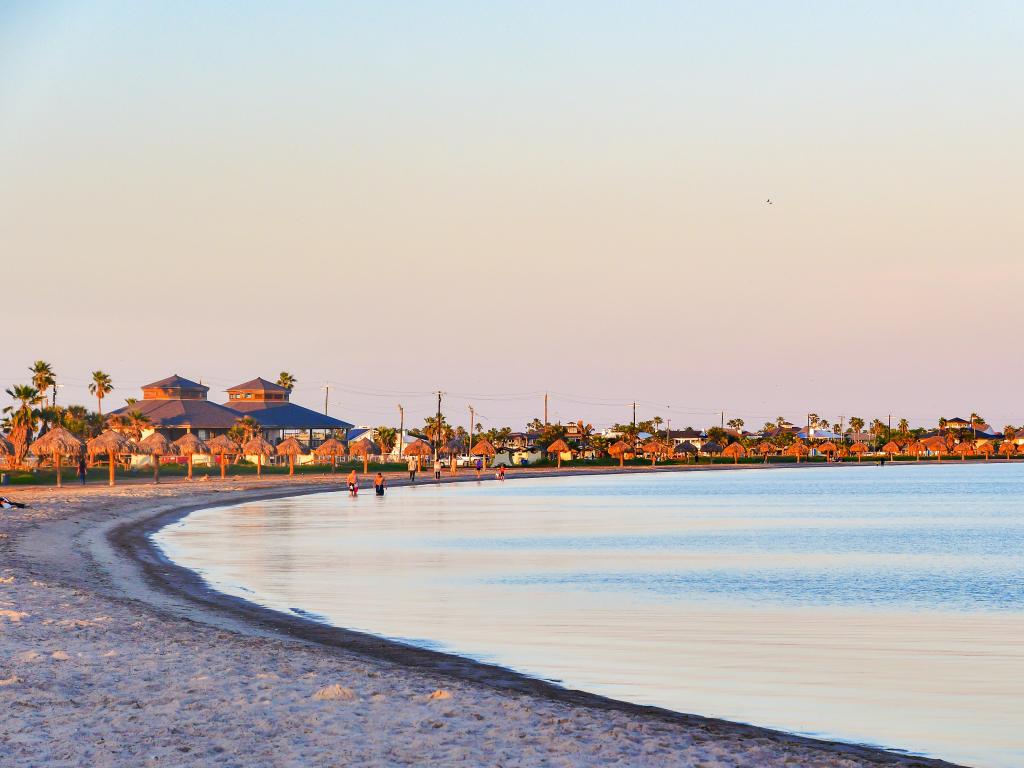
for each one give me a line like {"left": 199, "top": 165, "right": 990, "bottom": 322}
{"left": 0, "top": 466, "right": 968, "bottom": 767}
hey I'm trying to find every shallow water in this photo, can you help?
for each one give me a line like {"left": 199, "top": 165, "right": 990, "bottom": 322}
{"left": 155, "top": 464, "right": 1024, "bottom": 767}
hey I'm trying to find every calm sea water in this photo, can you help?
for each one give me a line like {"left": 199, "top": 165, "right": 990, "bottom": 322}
{"left": 154, "top": 464, "right": 1024, "bottom": 768}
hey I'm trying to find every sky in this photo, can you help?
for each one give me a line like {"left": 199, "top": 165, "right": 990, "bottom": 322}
{"left": 2, "top": 2, "right": 1023, "bottom": 432}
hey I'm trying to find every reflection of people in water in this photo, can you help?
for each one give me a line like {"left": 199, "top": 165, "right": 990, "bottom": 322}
{"left": 374, "top": 472, "right": 386, "bottom": 496}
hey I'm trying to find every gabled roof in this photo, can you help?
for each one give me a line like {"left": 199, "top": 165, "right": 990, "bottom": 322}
{"left": 667, "top": 428, "right": 704, "bottom": 439}
{"left": 226, "top": 377, "right": 289, "bottom": 394}
{"left": 225, "top": 400, "right": 353, "bottom": 430}
{"left": 141, "top": 374, "right": 208, "bottom": 392}
{"left": 110, "top": 398, "right": 237, "bottom": 429}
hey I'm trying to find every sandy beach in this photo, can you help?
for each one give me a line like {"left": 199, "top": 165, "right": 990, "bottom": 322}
{"left": 0, "top": 467, "right": 967, "bottom": 767}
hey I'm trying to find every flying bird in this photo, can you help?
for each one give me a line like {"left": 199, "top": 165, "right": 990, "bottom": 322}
{"left": 766, "top": 199, "right": 773, "bottom": 205}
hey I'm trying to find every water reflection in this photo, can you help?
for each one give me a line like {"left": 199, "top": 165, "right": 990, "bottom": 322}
{"left": 156, "top": 464, "right": 1024, "bottom": 768}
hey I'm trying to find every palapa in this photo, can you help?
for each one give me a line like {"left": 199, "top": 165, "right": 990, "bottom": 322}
{"left": 998, "top": 441, "right": 1017, "bottom": 459}
{"left": 849, "top": 442, "right": 869, "bottom": 461}
{"left": 674, "top": 440, "right": 698, "bottom": 463}
{"left": 314, "top": 437, "right": 346, "bottom": 472}
{"left": 700, "top": 440, "right": 723, "bottom": 455}
{"left": 640, "top": 439, "right": 669, "bottom": 466}
{"left": 907, "top": 441, "right": 927, "bottom": 461}
{"left": 404, "top": 438, "right": 432, "bottom": 471}
{"left": 470, "top": 440, "right": 496, "bottom": 470}
{"left": 608, "top": 439, "right": 631, "bottom": 467}
{"left": 816, "top": 441, "right": 839, "bottom": 455}
{"left": 242, "top": 435, "right": 276, "bottom": 478}
{"left": 977, "top": 441, "right": 995, "bottom": 460}
{"left": 722, "top": 442, "right": 746, "bottom": 464}
{"left": 139, "top": 432, "right": 177, "bottom": 484}
{"left": 173, "top": 433, "right": 210, "bottom": 481}
{"left": 881, "top": 441, "right": 901, "bottom": 456}
{"left": 87, "top": 430, "right": 135, "bottom": 486}
{"left": 30, "top": 426, "right": 83, "bottom": 488}
{"left": 953, "top": 442, "right": 974, "bottom": 460}
{"left": 206, "top": 434, "right": 241, "bottom": 479}
{"left": 783, "top": 441, "right": 809, "bottom": 462}
{"left": 545, "top": 438, "right": 570, "bottom": 469}
{"left": 276, "top": 436, "right": 309, "bottom": 477}
{"left": 348, "top": 437, "right": 380, "bottom": 474}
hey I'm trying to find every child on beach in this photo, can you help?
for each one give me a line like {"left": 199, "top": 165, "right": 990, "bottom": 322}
{"left": 497, "top": 465, "right": 506, "bottom": 481}
{"left": 347, "top": 469, "right": 358, "bottom": 496}
{"left": 374, "top": 472, "right": 386, "bottom": 496}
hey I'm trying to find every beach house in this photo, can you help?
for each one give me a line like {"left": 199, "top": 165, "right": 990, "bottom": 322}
{"left": 109, "top": 374, "right": 240, "bottom": 441}
{"left": 222, "top": 377, "right": 352, "bottom": 448}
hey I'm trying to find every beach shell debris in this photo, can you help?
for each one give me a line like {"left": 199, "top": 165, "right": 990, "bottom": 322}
{"left": 427, "top": 689, "right": 452, "bottom": 701}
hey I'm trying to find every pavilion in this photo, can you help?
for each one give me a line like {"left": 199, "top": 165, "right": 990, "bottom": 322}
{"left": 109, "top": 374, "right": 239, "bottom": 441}
{"left": 222, "top": 377, "right": 352, "bottom": 447}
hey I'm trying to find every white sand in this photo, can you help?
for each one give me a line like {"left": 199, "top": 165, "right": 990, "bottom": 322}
{"left": 0, "top": 476, "right": 964, "bottom": 767}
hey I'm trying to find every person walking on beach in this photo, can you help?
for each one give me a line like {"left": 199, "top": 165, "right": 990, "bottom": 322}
{"left": 77, "top": 456, "right": 88, "bottom": 485}
{"left": 497, "top": 465, "right": 506, "bottom": 481}
{"left": 433, "top": 457, "right": 442, "bottom": 481}
{"left": 347, "top": 469, "right": 358, "bottom": 496}
{"left": 407, "top": 456, "right": 417, "bottom": 483}
{"left": 374, "top": 472, "right": 386, "bottom": 496}
{"left": 475, "top": 457, "right": 483, "bottom": 479}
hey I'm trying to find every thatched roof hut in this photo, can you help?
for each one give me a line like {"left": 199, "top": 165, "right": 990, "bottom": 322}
{"left": 29, "top": 427, "right": 84, "bottom": 488}
{"left": 403, "top": 439, "right": 432, "bottom": 456}
{"left": 206, "top": 434, "right": 240, "bottom": 479}
{"left": 243, "top": 435, "right": 276, "bottom": 478}
{"left": 977, "top": 441, "right": 995, "bottom": 457}
{"left": 546, "top": 438, "right": 571, "bottom": 468}
{"left": 313, "top": 437, "right": 346, "bottom": 472}
{"left": 907, "top": 440, "right": 927, "bottom": 460}
{"left": 674, "top": 440, "right": 698, "bottom": 455}
{"left": 471, "top": 440, "right": 496, "bottom": 456}
{"left": 755, "top": 441, "right": 777, "bottom": 455}
{"left": 722, "top": 442, "right": 746, "bottom": 463}
{"left": 921, "top": 436, "right": 946, "bottom": 452}
{"left": 608, "top": 439, "right": 631, "bottom": 466}
{"left": 999, "top": 440, "right": 1017, "bottom": 458}
{"left": 87, "top": 430, "right": 135, "bottom": 486}
{"left": 138, "top": 432, "right": 176, "bottom": 483}
{"left": 881, "top": 441, "right": 901, "bottom": 455}
{"left": 348, "top": 438, "right": 381, "bottom": 456}
{"left": 816, "top": 441, "right": 838, "bottom": 455}
{"left": 783, "top": 441, "right": 809, "bottom": 461}
{"left": 173, "top": 433, "right": 210, "bottom": 480}
{"left": 953, "top": 442, "right": 974, "bottom": 459}
{"left": 849, "top": 442, "right": 869, "bottom": 461}
{"left": 700, "top": 440, "right": 723, "bottom": 455}
{"left": 276, "top": 436, "right": 308, "bottom": 456}
{"left": 276, "top": 436, "right": 308, "bottom": 476}
{"left": 640, "top": 439, "right": 669, "bottom": 455}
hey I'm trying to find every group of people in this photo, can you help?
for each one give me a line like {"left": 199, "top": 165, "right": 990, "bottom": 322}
{"left": 345, "top": 458, "right": 508, "bottom": 498}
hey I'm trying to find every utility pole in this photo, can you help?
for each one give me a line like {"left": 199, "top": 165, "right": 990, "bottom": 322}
{"left": 435, "top": 391, "right": 443, "bottom": 460}
{"left": 888, "top": 413, "right": 892, "bottom": 440}
{"left": 632, "top": 402, "right": 636, "bottom": 429}
{"left": 398, "top": 404, "right": 404, "bottom": 461}
{"left": 323, "top": 383, "right": 329, "bottom": 415}
{"left": 469, "top": 405, "right": 474, "bottom": 453}
{"left": 544, "top": 393, "right": 548, "bottom": 426}
{"left": 721, "top": 410, "right": 725, "bottom": 428}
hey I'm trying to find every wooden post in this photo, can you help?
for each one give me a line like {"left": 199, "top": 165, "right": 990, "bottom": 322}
{"left": 187, "top": 453, "right": 193, "bottom": 480}
{"left": 619, "top": 452, "right": 624, "bottom": 467}
{"left": 289, "top": 454, "right": 295, "bottom": 476}
{"left": 257, "top": 453, "right": 262, "bottom": 478}
{"left": 56, "top": 453, "right": 62, "bottom": 488}
{"left": 154, "top": 454, "right": 160, "bottom": 484}
{"left": 220, "top": 453, "right": 227, "bottom": 479}
{"left": 108, "top": 451, "right": 115, "bottom": 486}
{"left": 363, "top": 453, "right": 368, "bottom": 474}
{"left": 556, "top": 452, "right": 562, "bottom": 469}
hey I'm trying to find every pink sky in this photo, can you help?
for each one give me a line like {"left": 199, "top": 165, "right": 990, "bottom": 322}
{"left": 2, "top": 4, "right": 1022, "bottom": 431}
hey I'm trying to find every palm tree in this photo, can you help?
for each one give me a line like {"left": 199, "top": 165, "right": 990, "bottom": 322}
{"left": 848, "top": 416, "right": 865, "bottom": 435}
{"left": 276, "top": 372, "right": 297, "bottom": 391}
{"left": 897, "top": 418, "right": 909, "bottom": 435}
{"left": 106, "top": 410, "right": 151, "bottom": 441}
{"left": 3, "top": 385, "right": 42, "bottom": 468}
{"left": 970, "top": 412, "right": 984, "bottom": 438}
{"left": 421, "top": 415, "right": 452, "bottom": 445}
{"left": 375, "top": 426, "right": 398, "bottom": 457}
{"left": 233, "top": 416, "right": 262, "bottom": 442}
{"left": 726, "top": 418, "right": 745, "bottom": 432}
{"left": 89, "top": 371, "right": 114, "bottom": 419}
{"left": 938, "top": 417, "right": 948, "bottom": 435}
{"left": 1003, "top": 425, "right": 1016, "bottom": 441}
{"left": 30, "top": 361, "right": 56, "bottom": 407}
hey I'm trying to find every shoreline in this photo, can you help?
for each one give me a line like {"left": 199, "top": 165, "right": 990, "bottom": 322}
{"left": 1, "top": 464, "right": 972, "bottom": 766}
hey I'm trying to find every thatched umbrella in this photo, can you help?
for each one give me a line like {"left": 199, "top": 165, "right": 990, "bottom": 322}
{"left": 314, "top": 437, "right": 346, "bottom": 472}
{"left": 276, "top": 436, "right": 308, "bottom": 477}
{"left": 87, "top": 430, "right": 134, "bottom": 487}
{"left": 952, "top": 442, "right": 974, "bottom": 461}
{"left": 207, "top": 434, "right": 240, "bottom": 479}
{"left": 139, "top": 432, "right": 176, "bottom": 483}
{"left": 783, "top": 441, "right": 809, "bottom": 463}
{"left": 921, "top": 436, "right": 946, "bottom": 461}
{"left": 608, "top": 439, "right": 631, "bottom": 467}
{"left": 817, "top": 441, "right": 839, "bottom": 456}
{"left": 242, "top": 435, "right": 276, "bottom": 478}
{"left": 173, "top": 433, "right": 210, "bottom": 480}
{"left": 977, "top": 441, "right": 994, "bottom": 461}
{"left": 404, "top": 439, "right": 432, "bottom": 471}
{"left": 348, "top": 438, "right": 380, "bottom": 474}
{"left": 641, "top": 439, "right": 669, "bottom": 466}
{"left": 700, "top": 440, "right": 723, "bottom": 462}
{"left": 674, "top": 440, "right": 698, "bottom": 463}
{"left": 849, "top": 442, "right": 869, "bottom": 462}
{"left": 907, "top": 440, "right": 927, "bottom": 461}
{"left": 546, "top": 438, "right": 570, "bottom": 469}
{"left": 881, "top": 441, "right": 901, "bottom": 459}
{"left": 471, "top": 439, "right": 496, "bottom": 469}
{"left": 722, "top": 441, "right": 746, "bottom": 464}
{"left": 999, "top": 440, "right": 1017, "bottom": 461}
{"left": 30, "top": 426, "right": 83, "bottom": 488}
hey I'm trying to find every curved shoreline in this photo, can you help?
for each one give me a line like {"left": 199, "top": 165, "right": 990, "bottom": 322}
{"left": 100, "top": 470, "right": 967, "bottom": 767}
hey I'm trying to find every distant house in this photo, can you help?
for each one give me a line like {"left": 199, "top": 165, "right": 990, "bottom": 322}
{"left": 223, "top": 377, "right": 352, "bottom": 447}
{"left": 667, "top": 428, "right": 706, "bottom": 450}
{"left": 109, "top": 374, "right": 240, "bottom": 441}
